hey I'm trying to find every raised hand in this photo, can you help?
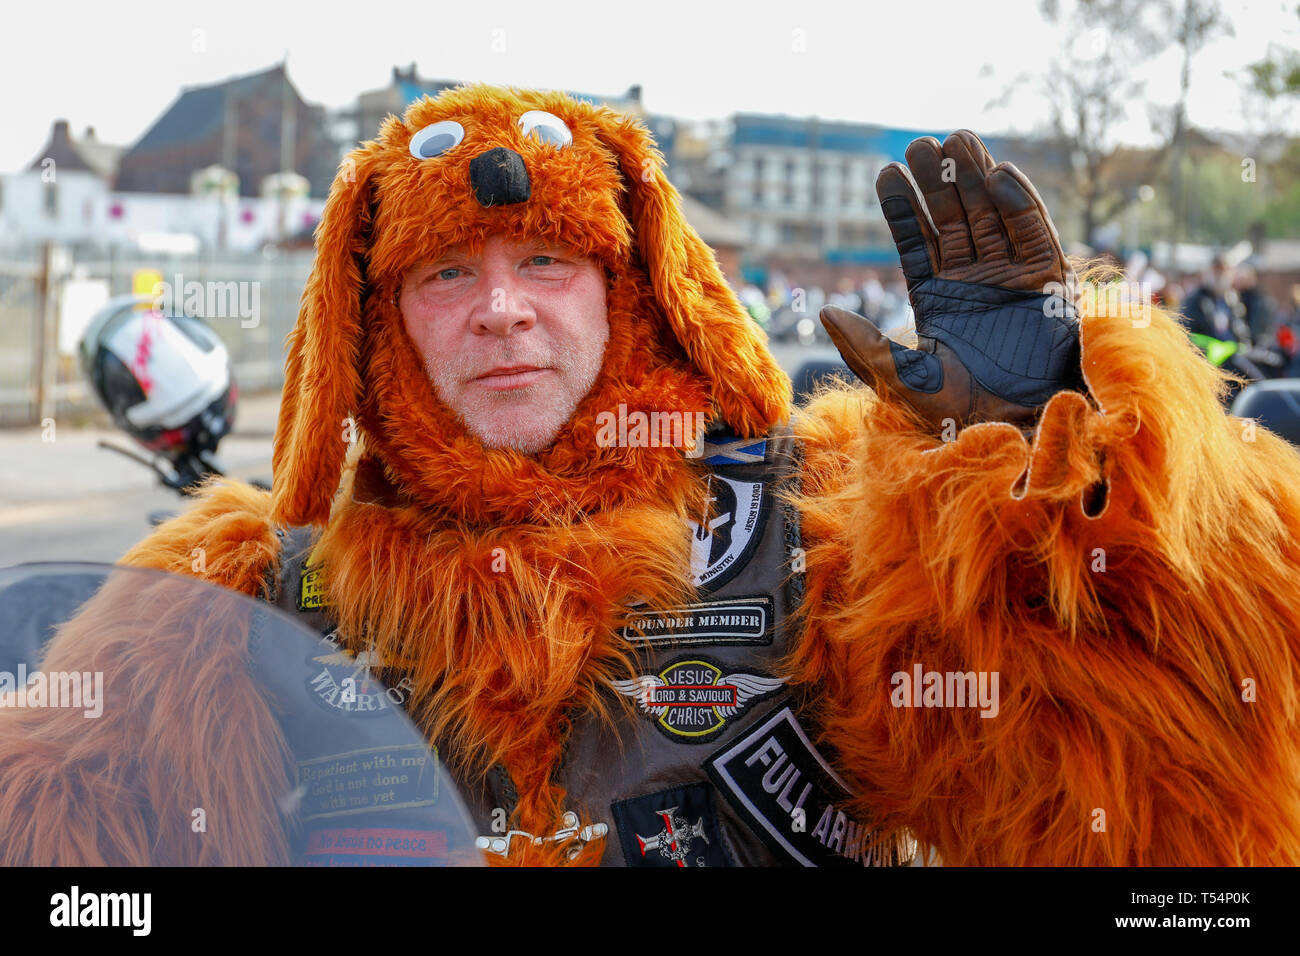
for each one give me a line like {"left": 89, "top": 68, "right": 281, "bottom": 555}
{"left": 822, "top": 130, "right": 1086, "bottom": 432}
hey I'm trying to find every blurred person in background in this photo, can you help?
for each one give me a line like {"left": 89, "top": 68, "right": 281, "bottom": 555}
{"left": 1274, "top": 284, "right": 1300, "bottom": 377}
{"left": 830, "top": 276, "right": 863, "bottom": 315}
{"left": 1234, "top": 261, "right": 1277, "bottom": 346}
{"left": 860, "top": 270, "right": 886, "bottom": 324}
{"left": 1181, "top": 254, "right": 1286, "bottom": 398}
{"left": 1182, "top": 253, "right": 1243, "bottom": 341}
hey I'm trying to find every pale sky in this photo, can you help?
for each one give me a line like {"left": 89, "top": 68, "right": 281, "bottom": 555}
{"left": 2, "top": 0, "right": 1297, "bottom": 173}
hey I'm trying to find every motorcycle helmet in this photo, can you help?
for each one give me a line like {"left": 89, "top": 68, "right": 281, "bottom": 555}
{"left": 79, "top": 294, "right": 237, "bottom": 461}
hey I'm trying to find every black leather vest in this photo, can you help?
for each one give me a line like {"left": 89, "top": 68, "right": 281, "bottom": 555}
{"left": 263, "top": 425, "right": 916, "bottom": 867}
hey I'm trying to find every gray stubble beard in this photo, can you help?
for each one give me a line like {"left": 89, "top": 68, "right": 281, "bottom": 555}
{"left": 424, "top": 328, "right": 609, "bottom": 455}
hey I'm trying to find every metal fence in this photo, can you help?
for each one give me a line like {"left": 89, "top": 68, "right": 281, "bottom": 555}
{"left": 0, "top": 242, "right": 312, "bottom": 426}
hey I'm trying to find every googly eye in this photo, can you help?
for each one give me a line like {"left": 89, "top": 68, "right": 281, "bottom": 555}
{"left": 518, "top": 111, "right": 573, "bottom": 148}
{"left": 409, "top": 120, "right": 466, "bottom": 159}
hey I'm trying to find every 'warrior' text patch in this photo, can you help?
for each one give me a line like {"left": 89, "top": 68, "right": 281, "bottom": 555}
{"left": 610, "top": 656, "right": 783, "bottom": 744}
{"left": 611, "top": 782, "right": 733, "bottom": 867}
{"left": 620, "top": 595, "right": 775, "bottom": 647}
{"left": 707, "top": 706, "right": 917, "bottom": 867}
{"left": 306, "top": 639, "right": 395, "bottom": 718}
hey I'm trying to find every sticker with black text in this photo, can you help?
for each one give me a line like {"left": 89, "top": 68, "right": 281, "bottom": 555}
{"left": 299, "top": 558, "right": 331, "bottom": 610}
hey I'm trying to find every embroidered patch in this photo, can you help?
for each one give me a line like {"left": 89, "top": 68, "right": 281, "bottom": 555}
{"left": 611, "top": 782, "right": 733, "bottom": 867}
{"left": 688, "top": 474, "right": 769, "bottom": 593}
{"left": 301, "top": 827, "right": 448, "bottom": 867}
{"left": 298, "top": 561, "right": 331, "bottom": 610}
{"left": 701, "top": 433, "right": 768, "bottom": 465}
{"left": 306, "top": 634, "right": 395, "bottom": 717}
{"left": 706, "top": 706, "right": 917, "bottom": 867}
{"left": 620, "top": 595, "right": 775, "bottom": 647}
{"left": 296, "top": 744, "right": 439, "bottom": 821}
{"left": 610, "top": 656, "right": 783, "bottom": 743}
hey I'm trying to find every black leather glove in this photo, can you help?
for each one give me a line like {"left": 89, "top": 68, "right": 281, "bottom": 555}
{"left": 822, "top": 130, "right": 1086, "bottom": 432}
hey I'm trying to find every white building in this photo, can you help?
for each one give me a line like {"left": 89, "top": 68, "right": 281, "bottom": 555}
{"left": 0, "top": 119, "right": 324, "bottom": 253}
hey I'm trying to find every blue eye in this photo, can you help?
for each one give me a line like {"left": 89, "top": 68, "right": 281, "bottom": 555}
{"left": 518, "top": 111, "right": 572, "bottom": 148}
{"left": 409, "top": 120, "right": 466, "bottom": 159}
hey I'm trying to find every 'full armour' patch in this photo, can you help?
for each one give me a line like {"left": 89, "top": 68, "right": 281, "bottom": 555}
{"left": 706, "top": 706, "right": 918, "bottom": 867}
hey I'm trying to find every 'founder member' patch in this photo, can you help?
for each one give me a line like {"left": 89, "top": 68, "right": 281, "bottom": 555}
{"left": 620, "top": 595, "right": 775, "bottom": 647}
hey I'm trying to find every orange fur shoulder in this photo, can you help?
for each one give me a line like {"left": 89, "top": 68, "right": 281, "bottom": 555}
{"left": 788, "top": 298, "right": 1300, "bottom": 866}
{"left": 117, "top": 476, "right": 283, "bottom": 598}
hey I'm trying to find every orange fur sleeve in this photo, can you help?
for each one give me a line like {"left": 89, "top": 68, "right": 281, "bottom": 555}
{"left": 790, "top": 299, "right": 1300, "bottom": 865}
{"left": 0, "top": 479, "right": 293, "bottom": 864}
{"left": 117, "top": 477, "right": 285, "bottom": 598}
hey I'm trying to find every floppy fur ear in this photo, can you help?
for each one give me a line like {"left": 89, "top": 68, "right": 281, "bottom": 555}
{"left": 271, "top": 145, "right": 378, "bottom": 527}
{"left": 595, "top": 115, "right": 792, "bottom": 436}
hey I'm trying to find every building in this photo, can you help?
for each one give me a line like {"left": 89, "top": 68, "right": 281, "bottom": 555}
{"left": 113, "top": 63, "right": 337, "bottom": 199}
{"left": 667, "top": 112, "right": 1073, "bottom": 288}
{"left": 668, "top": 114, "right": 936, "bottom": 286}
{"left": 0, "top": 121, "right": 126, "bottom": 246}
{"left": 337, "top": 65, "right": 673, "bottom": 152}
{"left": 0, "top": 112, "right": 324, "bottom": 253}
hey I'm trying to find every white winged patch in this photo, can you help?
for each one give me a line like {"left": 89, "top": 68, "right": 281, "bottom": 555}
{"left": 312, "top": 648, "right": 385, "bottom": 668}
{"left": 716, "top": 674, "right": 786, "bottom": 718}
{"left": 611, "top": 676, "right": 670, "bottom": 717}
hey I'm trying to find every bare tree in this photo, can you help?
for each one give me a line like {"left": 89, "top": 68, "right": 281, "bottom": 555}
{"left": 1034, "top": 0, "right": 1171, "bottom": 245}
{"left": 1160, "top": 0, "right": 1234, "bottom": 244}
{"left": 1238, "top": 4, "right": 1300, "bottom": 132}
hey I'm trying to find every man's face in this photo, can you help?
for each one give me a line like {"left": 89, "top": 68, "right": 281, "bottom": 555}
{"left": 1210, "top": 261, "right": 1234, "bottom": 295}
{"left": 398, "top": 234, "right": 610, "bottom": 454}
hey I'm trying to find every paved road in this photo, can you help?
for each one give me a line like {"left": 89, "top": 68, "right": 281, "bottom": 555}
{"left": 0, "top": 342, "right": 846, "bottom": 566}
{"left": 0, "top": 393, "right": 281, "bottom": 565}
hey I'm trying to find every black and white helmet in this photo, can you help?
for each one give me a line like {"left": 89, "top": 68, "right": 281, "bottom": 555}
{"left": 78, "top": 294, "right": 236, "bottom": 459}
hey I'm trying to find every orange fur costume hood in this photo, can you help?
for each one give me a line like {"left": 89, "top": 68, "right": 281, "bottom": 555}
{"left": 1, "top": 84, "right": 1299, "bottom": 866}
{"left": 268, "top": 85, "right": 791, "bottom": 850}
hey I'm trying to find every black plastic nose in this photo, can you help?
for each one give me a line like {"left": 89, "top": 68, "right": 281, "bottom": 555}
{"left": 469, "top": 147, "right": 531, "bottom": 207}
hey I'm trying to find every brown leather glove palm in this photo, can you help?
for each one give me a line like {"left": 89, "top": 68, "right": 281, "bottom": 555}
{"left": 823, "top": 130, "right": 1086, "bottom": 433}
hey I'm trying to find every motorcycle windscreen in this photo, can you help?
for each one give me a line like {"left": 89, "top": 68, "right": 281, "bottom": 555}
{"left": 1230, "top": 379, "right": 1300, "bottom": 446}
{"left": 0, "top": 563, "right": 482, "bottom": 866}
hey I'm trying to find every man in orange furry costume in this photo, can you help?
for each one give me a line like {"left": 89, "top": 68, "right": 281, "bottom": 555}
{"left": 3, "top": 84, "right": 1299, "bottom": 866}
